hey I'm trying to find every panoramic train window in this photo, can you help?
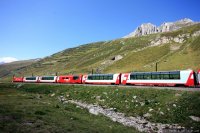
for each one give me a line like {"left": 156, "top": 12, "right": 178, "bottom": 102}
{"left": 26, "top": 77, "right": 36, "bottom": 80}
{"left": 151, "top": 73, "right": 159, "bottom": 79}
{"left": 87, "top": 75, "right": 93, "bottom": 80}
{"left": 169, "top": 71, "right": 180, "bottom": 79}
{"left": 143, "top": 73, "right": 151, "bottom": 79}
{"left": 130, "top": 71, "right": 180, "bottom": 80}
{"left": 87, "top": 74, "right": 113, "bottom": 80}
{"left": 41, "top": 77, "right": 54, "bottom": 80}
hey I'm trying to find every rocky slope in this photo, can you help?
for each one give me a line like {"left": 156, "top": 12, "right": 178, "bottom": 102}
{"left": 124, "top": 18, "right": 196, "bottom": 38}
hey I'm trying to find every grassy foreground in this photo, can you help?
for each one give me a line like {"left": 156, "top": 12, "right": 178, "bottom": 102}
{"left": 1, "top": 83, "right": 200, "bottom": 132}
{"left": 0, "top": 83, "right": 138, "bottom": 133}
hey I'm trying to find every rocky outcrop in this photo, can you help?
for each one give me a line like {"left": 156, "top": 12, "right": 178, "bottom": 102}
{"left": 149, "top": 31, "right": 200, "bottom": 46}
{"left": 111, "top": 55, "right": 123, "bottom": 61}
{"left": 192, "top": 30, "right": 200, "bottom": 37}
{"left": 124, "top": 18, "right": 196, "bottom": 38}
{"left": 125, "top": 23, "right": 157, "bottom": 37}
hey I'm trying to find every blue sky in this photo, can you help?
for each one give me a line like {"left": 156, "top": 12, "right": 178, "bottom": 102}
{"left": 0, "top": 0, "right": 200, "bottom": 61}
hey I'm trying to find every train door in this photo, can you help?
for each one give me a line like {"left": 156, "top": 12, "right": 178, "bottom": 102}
{"left": 115, "top": 73, "right": 121, "bottom": 85}
{"left": 194, "top": 70, "right": 200, "bottom": 86}
{"left": 79, "top": 75, "right": 83, "bottom": 84}
{"left": 121, "top": 73, "right": 129, "bottom": 85}
{"left": 197, "top": 70, "right": 200, "bottom": 85}
{"left": 193, "top": 72, "right": 199, "bottom": 86}
{"left": 82, "top": 75, "right": 87, "bottom": 84}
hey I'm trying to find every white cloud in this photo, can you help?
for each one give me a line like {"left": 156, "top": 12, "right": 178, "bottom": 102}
{"left": 0, "top": 57, "right": 18, "bottom": 64}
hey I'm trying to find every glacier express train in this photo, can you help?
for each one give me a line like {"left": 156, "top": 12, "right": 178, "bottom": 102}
{"left": 12, "top": 69, "right": 200, "bottom": 87}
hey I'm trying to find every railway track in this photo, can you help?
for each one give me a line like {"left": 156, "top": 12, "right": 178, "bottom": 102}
{"left": 11, "top": 82, "right": 200, "bottom": 92}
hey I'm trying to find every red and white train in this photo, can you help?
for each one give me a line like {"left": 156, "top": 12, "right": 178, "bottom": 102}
{"left": 13, "top": 69, "right": 200, "bottom": 87}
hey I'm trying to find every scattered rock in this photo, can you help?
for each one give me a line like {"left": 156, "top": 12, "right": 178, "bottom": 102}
{"left": 189, "top": 116, "right": 200, "bottom": 122}
{"left": 99, "top": 99, "right": 105, "bottom": 102}
{"left": 23, "top": 122, "right": 33, "bottom": 126}
{"left": 173, "top": 104, "right": 177, "bottom": 107}
{"left": 96, "top": 96, "right": 101, "bottom": 100}
{"left": 63, "top": 101, "right": 68, "bottom": 104}
{"left": 143, "top": 113, "right": 152, "bottom": 118}
{"left": 140, "top": 102, "right": 145, "bottom": 106}
{"left": 51, "top": 93, "right": 55, "bottom": 97}
{"left": 133, "top": 96, "right": 137, "bottom": 99}
{"left": 58, "top": 96, "right": 66, "bottom": 102}
{"left": 149, "top": 108, "right": 154, "bottom": 112}
{"left": 175, "top": 93, "right": 182, "bottom": 97}
{"left": 103, "top": 92, "right": 107, "bottom": 95}
{"left": 160, "top": 111, "right": 165, "bottom": 115}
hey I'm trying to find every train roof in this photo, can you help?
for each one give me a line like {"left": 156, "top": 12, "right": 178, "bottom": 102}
{"left": 130, "top": 70, "right": 180, "bottom": 75}
{"left": 88, "top": 74, "right": 114, "bottom": 76}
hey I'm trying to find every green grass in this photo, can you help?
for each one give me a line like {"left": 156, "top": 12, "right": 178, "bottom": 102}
{"left": 0, "top": 83, "right": 139, "bottom": 133}
{"left": 9, "top": 83, "right": 200, "bottom": 131}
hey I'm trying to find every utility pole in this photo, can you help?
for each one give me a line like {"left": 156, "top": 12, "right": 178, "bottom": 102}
{"left": 156, "top": 62, "right": 158, "bottom": 72}
{"left": 92, "top": 69, "right": 93, "bottom": 74}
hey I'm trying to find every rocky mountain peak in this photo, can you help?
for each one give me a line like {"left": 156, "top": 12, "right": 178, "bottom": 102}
{"left": 124, "top": 18, "right": 195, "bottom": 38}
{"left": 125, "top": 23, "right": 157, "bottom": 37}
{"left": 177, "top": 18, "right": 193, "bottom": 23}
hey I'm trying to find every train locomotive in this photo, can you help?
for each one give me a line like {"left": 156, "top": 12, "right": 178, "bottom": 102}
{"left": 13, "top": 69, "right": 200, "bottom": 87}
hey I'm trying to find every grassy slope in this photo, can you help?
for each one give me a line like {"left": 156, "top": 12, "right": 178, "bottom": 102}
{"left": 0, "top": 60, "right": 37, "bottom": 80}
{"left": 0, "top": 83, "right": 138, "bottom": 133}
{"left": 1, "top": 24, "right": 200, "bottom": 81}
{"left": 1, "top": 83, "right": 199, "bottom": 132}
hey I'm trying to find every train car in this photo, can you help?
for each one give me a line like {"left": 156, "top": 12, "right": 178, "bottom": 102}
{"left": 13, "top": 76, "right": 24, "bottom": 82}
{"left": 38, "top": 76, "right": 57, "bottom": 83}
{"left": 82, "top": 73, "right": 121, "bottom": 85}
{"left": 23, "top": 76, "right": 39, "bottom": 82}
{"left": 57, "top": 75, "right": 82, "bottom": 84}
{"left": 121, "top": 70, "right": 195, "bottom": 87}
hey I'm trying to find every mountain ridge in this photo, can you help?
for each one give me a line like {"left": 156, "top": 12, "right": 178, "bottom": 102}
{"left": 124, "top": 18, "right": 197, "bottom": 38}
